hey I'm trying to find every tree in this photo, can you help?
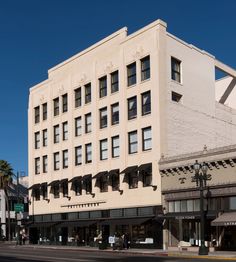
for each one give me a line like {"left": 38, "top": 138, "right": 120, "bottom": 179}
{"left": 0, "top": 160, "right": 14, "bottom": 240}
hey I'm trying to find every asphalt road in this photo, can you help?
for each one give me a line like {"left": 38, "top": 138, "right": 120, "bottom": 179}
{"left": 0, "top": 244, "right": 230, "bottom": 262}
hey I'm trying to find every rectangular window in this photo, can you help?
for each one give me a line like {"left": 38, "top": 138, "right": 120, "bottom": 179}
{"left": 75, "top": 146, "right": 82, "bottom": 165}
{"left": 62, "top": 150, "right": 68, "bottom": 169}
{"left": 53, "top": 184, "right": 60, "bottom": 198}
{"left": 74, "top": 180, "right": 82, "bottom": 196}
{"left": 128, "top": 172, "right": 138, "bottom": 189}
{"left": 142, "top": 165, "right": 152, "bottom": 187}
{"left": 100, "top": 107, "right": 107, "bottom": 129}
{"left": 99, "top": 76, "right": 107, "bottom": 98}
{"left": 111, "top": 70, "right": 119, "bottom": 93}
{"left": 34, "top": 188, "right": 40, "bottom": 201}
{"left": 41, "top": 184, "right": 48, "bottom": 199}
{"left": 85, "top": 83, "right": 91, "bottom": 104}
{"left": 75, "top": 87, "right": 82, "bottom": 108}
{"left": 34, "top": 132, "right": 40, "bottom": 149}
{"left": 62, "top": 93, "right": 68, "bottom": 113}
{"left": 54, "top": 152, "right": 60, "bottom": 170}
{"left": 84, "top": 176, "right": 92, "bottom": 194}
{"left": 100, "top": 176, "right": 108, "bottom": 193}
{"left": 127, "top": 96, "right": 137, "bottom": 120}
{"left": 111, "top": 103, "right": 119, "bottom": 125}
{"left": 62, "top": 121, "right": 68, "bottom": 140}
{"left": 42, "top": 103, "right": 47, "bottom": 120}
{"left": 62, "top": 181, "right": 68, "bottom": 197}
{"left": 128, "top": 130, "right": 138, "bottom": 154}
{"left": 75, "top": 116, "right": 82, "bottom": 136}
{"left": 111, "top": 136, "right": 119, "bottom": 158}
{"left": 34, "top": 106, "right": 40, "bottom": 124}
{"left": 53, "top": 97, "right": 59, "bottom": 116}
{"left": 111, "top": 173, "right": 120, "bottom": 191}
{"left": 35, "top": 157, "right": 40, "bottom": 174}
{"left": 141, "top": 56, "right": 150, "bottom": 81}
{"left": 142, "top": 127, "right": 152, "bottom": 151}
{"left": 171, "top": 91, "right": 182, "bottom": 103}
{"left": 42, "top": 155, "right": 48, "bottom": 173}
{"left": 100, "top": 139, "right": 108, "bottom": 160}
{"left": 141, "top": 91, "right": 151, "bottom": 115}
{"left": 85, "top": 143, "right": 92, "bottom": 163}
{"left": 171, "top": 57, "right": 181, "bottom": 83}
{"left": 127, "top": 62, "right": 136, "bottom": 86}
{"left": 54, "top": 125, "right": 60, "bottom": 143}
{"left": 85, "top": 113, "right": 92, "bottom": 133}
{"left": 41, "top": 130, "right": 47, "bottom": 148}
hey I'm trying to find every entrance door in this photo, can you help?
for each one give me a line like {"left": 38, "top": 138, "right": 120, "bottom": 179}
{"left": 61, "top": 227, "right": 68, "bottom": 245}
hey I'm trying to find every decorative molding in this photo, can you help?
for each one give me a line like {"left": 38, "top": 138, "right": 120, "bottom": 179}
{"left": 58, "top": 85, "right": 64, "bottom": 94}
{"left": 132, "top": 46, "right": 144, "bottom": 60}
{"left": 39, "top": 95, "right": 45, "bottom": 103}
{"left": 79, "top": 74, "right": 87, "bottom": 85}
{"left": 105, "top": 61, "right": 113, "bottom": 73}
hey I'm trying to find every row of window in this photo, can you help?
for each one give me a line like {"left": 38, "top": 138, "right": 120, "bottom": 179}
{"left": 34, "top": 127, "right": 152, "bottom": 174}
{"left": 33, "top": 167, "right": 153, "bottom": 200}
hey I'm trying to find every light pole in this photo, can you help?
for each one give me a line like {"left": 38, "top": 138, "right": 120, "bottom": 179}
{"left": 192, "top": 160, "right": 211, "bottom": 255}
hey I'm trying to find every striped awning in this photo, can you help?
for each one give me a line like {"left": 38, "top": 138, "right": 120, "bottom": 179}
{"left": 211, "top": 212, "right": 236, "bottom": 226}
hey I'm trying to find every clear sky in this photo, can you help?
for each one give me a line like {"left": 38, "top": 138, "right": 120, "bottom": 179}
{"left": 0, "top": 0, "right": 235, "bottom": 175}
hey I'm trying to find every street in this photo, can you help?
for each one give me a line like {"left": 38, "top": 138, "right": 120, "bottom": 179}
{"left": 0, "top": 244, "right": 230, "bottom": 262}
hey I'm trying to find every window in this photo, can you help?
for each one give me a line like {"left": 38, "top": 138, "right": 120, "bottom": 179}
{"left": 62, "top": 150, "right": 68, "bottom": 169}
{"left": 111, "top": 136, "right": 119, "bottom": 158}
{"left": 42, "top": 103, "right": 47, "bottom": 120}
{"left": 75, "top": 146, "right": 82, "bottom": 165}
{"left": 141, "top": 56, "right": 150, "bottom": 81}
{"left": 127, "top": 62, "right": 136, "bottom": 86}
{"left": 54, "top": 152, "right": 60, "bottom": 170}
{"left": 100, "top": 176, "right": 108, "bottom": 193}
{"left": 75, "top": 87, "right": 82, "bottom": 108}
{"left": 34, "top": 188, "right": 40, "bottom": 201}
{"left": 54, "top": 125, "right": 60, "bottom": 143}
{"left": 42, "top": 155, "right": 48, "bottom": 173}
{"left": 62, "top": 93, "right": 68, "bottom": 113}
{"left": 111, "top": 103, "right": 119, "bottom": 125}
{"left": 75, "top": 116, "right": 82, "bottom": 136}
{"left": 85, "top": 83, "right": 91, "bottom": 104}
{"left": 100, "top": 139, "right": 108, "bottom": 160}
{"left": 142, "top": 127, "right": 152, "bottom": 151}
{"left": 53, "top": 97, "right": 59, "bottom": 116}
{"left": 85, "top": 143, "right": 92, "bottom": 163}
{"left": 85, "top": 113, "right": 92, "bottom": 133}
{"left": 53, "top": 184, "right": 60, "bottom": 198}
{"left": 99, "top": 76, "right": 107, "bottom": 98}
{"left": 84, "top": 176, "right": 92, "bottom": 194}
{"left": 128, "top": 172, "right": 138, "bottom": 189}
{"left": 62, "top": 121, "right": 68, "bottom": 140}
{"left": 34, "top": 106, "right": 40, "bottom": 124}
{"left": 128, "top": 131, "right": 138, "bottom": 154}
{"left": 142, "top": 165, "right": 152, "bottom": 187}
{"left": 41, "top": 184, "right": 48, "bottom": 199}
{"left": 35, "top": 157, "right": 40, "bottom": 174}
{"left": 141, "top": 91, "right": 151, "bottom": 115}
{"left": 62, "top": 181, "right": 68, "bottom": 197}
{"left": 74, "top": 180, "right": 82, "bottom": 196}
{"left": 127, "top": 96, "right": 137, "bottom": 120}
{"left": 34, "top": 132, "right": 40, "bottom": 149}
{"left": 111, "top": 173, "right": 120, "bottom": 191}
{"left": 171, "top": 91, "right": 182, "bottom": 103}
{"left": 171, "top": 57, "right": 181, "bottom": 83}
{"left": 42, "top": 129, "right": 47, "bottom": 147}
{"left": 100, "top": 107, "right": 107, "bottom": 129}
{"left": 111, "top": 71, "right": 119, "bottom": 93}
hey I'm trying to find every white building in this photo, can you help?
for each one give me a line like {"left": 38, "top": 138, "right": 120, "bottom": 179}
{"left": 28, "top": 19, "right": 236, "bottom": 247}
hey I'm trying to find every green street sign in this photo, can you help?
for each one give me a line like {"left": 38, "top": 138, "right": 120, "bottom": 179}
{"left": 14, "top": 203, "right": 24, "bottom": 212}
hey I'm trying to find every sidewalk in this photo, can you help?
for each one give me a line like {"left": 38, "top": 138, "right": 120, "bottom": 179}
{"left": 3, "top": 242, "right": 236, "bottom": 260}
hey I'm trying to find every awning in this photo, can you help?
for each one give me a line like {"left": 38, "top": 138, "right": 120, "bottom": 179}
{"left": 69, "top": 176, "right": 82, "bottom": 183}
{"left": 60, "top": 178, "right": 68, "bottom": 184}
{"left": 93, "top": 171, "right": 108, "bottom": 179}
{"left": 109, "top": 169, "right": 120, "bottom": 176}
{"left": 48, "top": 180, "right": 60, "bottom": 186}
{"left": 58, "top": 220, "right": 97, "bottom": 227}
{"left": 28, "top": 183, "right": 41, "bottom": 190}
{"left": 211, "top": 212, "right": 236, "bottom": 226}
{"left": 100, "top": 217, "right": 152, "bottom": 226}
{"left": 40, "top": 182, "right": 48, "bottom": 187}
{"left": 29, "top": 222, "right": 57, "bottom": 228}
{"left": 139, "top": 163, "right": 152, "bottom": 173}
{"left": 82, "top": 174, "right": 92, "bottom": 181}
{"left": 120, "top": 165, "right": 138, "bottom": 174}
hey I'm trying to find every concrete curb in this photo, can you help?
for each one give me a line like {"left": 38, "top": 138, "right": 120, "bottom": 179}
{"left": 168, "top": 253, "right": 236, "bottom": 260}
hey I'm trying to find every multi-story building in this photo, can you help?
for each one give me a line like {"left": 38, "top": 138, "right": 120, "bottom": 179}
{"left": 28, "top": 19, "right": 236, "bottom": 247}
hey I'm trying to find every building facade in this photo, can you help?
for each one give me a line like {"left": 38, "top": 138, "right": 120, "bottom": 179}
{"left": 160, "top": 144, "right": 236, "bottom": 251}
{"left": 28, "top": 19, "right": 236, "bottom": 247}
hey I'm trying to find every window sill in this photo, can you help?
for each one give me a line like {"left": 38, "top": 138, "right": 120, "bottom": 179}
{"left": 171, "top": 79, "right": 183, "bottom": 86}
{"left": 140, "top": 78, "right": 151, "bottom": 84}
{"left": 127, "top": 83, "right": 137, "bottom": 89}
{"left": 84, "top": 101, "right": 92, "bottom": 106}
{"left": 111, "top": 90, "right": 119, "bottom": 95}
{"left": 141, "top": 112, "right": 151, "bottom": 117}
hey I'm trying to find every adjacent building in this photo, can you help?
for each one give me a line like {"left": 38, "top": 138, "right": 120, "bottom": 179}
{"left": 28, "top": 19, "right": 236, "bottom": 247}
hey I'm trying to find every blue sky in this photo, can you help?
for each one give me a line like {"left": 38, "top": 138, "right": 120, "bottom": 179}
{"left": 0, "top": 0, "right": 235, "bottom": 175}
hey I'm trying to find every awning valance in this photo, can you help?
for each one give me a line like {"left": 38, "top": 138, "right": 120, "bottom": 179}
{"left": 60, "top": 178, "right": 68, "bottom": 184}
{"left": 120, "top": 165, "right": 138, "bottom": 174}
{"left": 139, "top": 163, "right": 152, "bottom": 173}
{"left": 59, "top": 220, "right": 97, "bottom": 227}
{"left": 69, "top": 176, "right": 82, "bottom": 183}
{"left": 100, "top": 217, "right": 152, "bottom": 226}
{"left": 211, "top": 212, "right": 236, "bottom": 226}
{"left": 48, "top": 180, "right": 60, "bottom": 186}
{"left": 109, "top": 169, "right": 120, "bottom": 175}
{"left": 28, "top": 184, "right": 41, "bottom": 190}
{"left": 82, "top": 174, "right": 92, "bottom": 181}
{"left": 93, "top": 171, "right": 108, "bottom": 179}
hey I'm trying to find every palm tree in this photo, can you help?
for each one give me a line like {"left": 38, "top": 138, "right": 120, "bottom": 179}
{"left": 0, "top": 160, "right": 14, "bottom": 241}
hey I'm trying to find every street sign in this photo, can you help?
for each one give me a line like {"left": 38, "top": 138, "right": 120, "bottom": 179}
{"left": 14, "top": 203, "right": 24, "bottom": 212}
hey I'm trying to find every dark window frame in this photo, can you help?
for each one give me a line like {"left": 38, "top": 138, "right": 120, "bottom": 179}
{"left": 54, "top": 125, "right": 60, "bottom": 143}
{"left": 85, "top": 113, "right": 92, "bottom": 133}
{"left": 142, "top": 126, "right": 152, "bottom": 151}
{"left": 141, "top": 91, "right": 151, "bottom": 116}
{"left": 34, "top": 106, "right": 40, "bottom": 124}
{"left": 171, "top": 57, "right": 181, "bottom": 83}
{"left": 128, "top": 172, "right": 138, "bottom": 189}
{"left": 111, "top": 70, "right": 119, "bottom": 93}
{"left": 141, "top": 56, "right": 150, "bottom": 81}
{"left": 53, "top": 97, "right": 59, "bottom": 116}
{"left": 99, "top": 107, "right": 107, "bottom": 129}
{"left": 62, "top": 149, "right": 68, "bottom": 169}
{"left": 111, "top": 103, "right": 119, "bottom": 125}
{"left": 53, "top": 184, "right": 60, "bottom": 198}
{"left": 99, "top": 176, "right": 108, "bottom": 193}
{"left": 42, "top": 103, "right": 47, "bottom": 121}
{"left": 99, "top": 76, "right": 107, "bottom": 98}
{"left": 85, "top": 83, "right": 91, "bottom": 104}
{"left": 127, "top": 96, "right": 137, "bottom": 120}
{"left": 100, "top": 139, "right": 108, "bottom": 161}
{"left": 85, "top": 143, "right": 92, "bottom": 163}
{"left": 127, "top": 62, "right": 136, "bottom": 86}
{"left": 74, "top": 87, "right": 82, "bottom": 108}
{"left": 62, "top": 93, "right": 68, "bottom": 113}
{"left": 35, "top": 131, "right": 40, "bottom": 149}
{"left": 75, "top": 146, "right": 82, "bottom": 166}
{"left": 128, "top": 130, "right": 138, "bottom": 154}
{"left": 62, "top": 181, "right": 68, "bottom": 197}
{"left": 75, "top": 116, "right": 82, "bottom": 136}
{"left": 111, "top": 173, "right": 120, "bottom": 191}
{"left": 62, "top": 121, "right": 68, "bottom": 141}
{"left": 42, "top": 155, "right": 48, "bottom": 173}
{"left": 42, "top": 129, "right": 47, "bottom": 147}
{"left": 35, "top": 157, "right": 40, "bottom": 174}
{"left": 111, "top": 135, "right": 119, "bottom": 158}
{"left": 54, "top": 152, "right": 60, "bottom": 170}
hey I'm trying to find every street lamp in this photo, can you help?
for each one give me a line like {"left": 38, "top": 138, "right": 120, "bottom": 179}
{"left": 192, "top": 160, "right": 211, "bottom": 255}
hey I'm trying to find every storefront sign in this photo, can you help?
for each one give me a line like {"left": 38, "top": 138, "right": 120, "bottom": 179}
{"left": 224, "top": 222, "right": 236, "bottom": 226}
{"left": 175, "top": 216, "right": 195, "bottom": 220}
{"left": 108, "top": 236, "right": 115, "bottom": 244}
